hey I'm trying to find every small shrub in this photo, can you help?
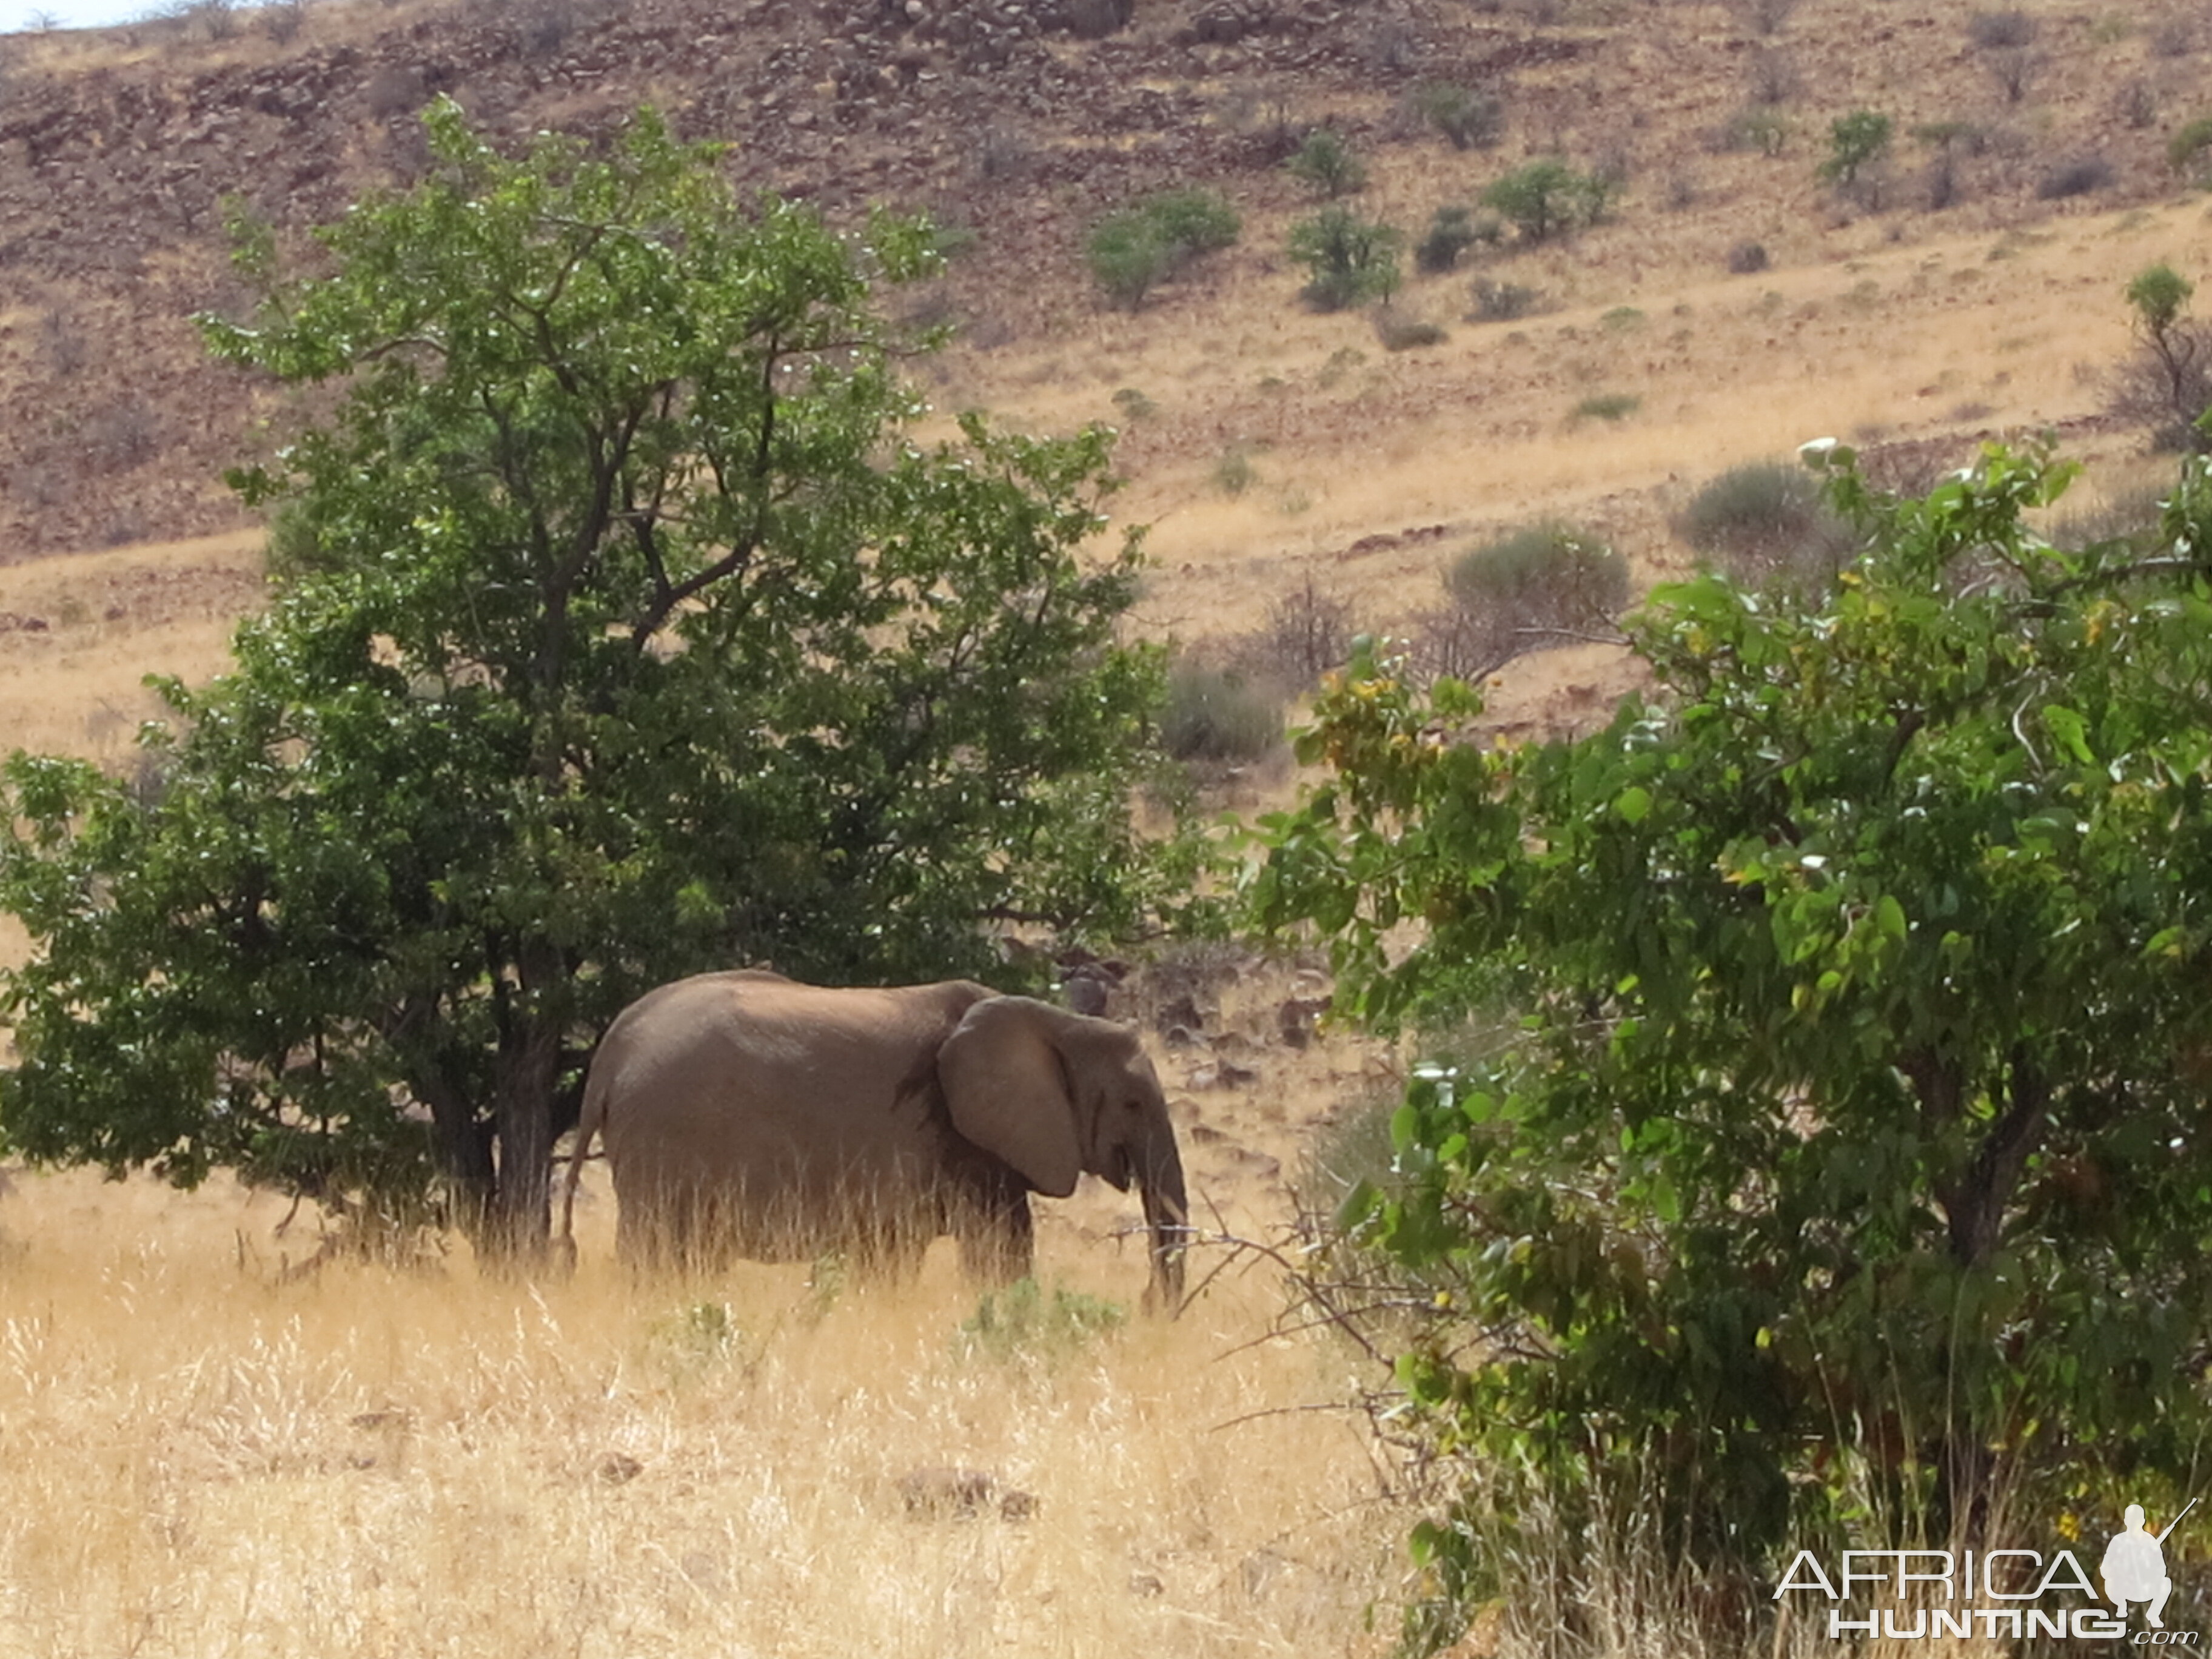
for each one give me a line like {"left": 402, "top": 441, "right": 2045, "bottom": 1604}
{"left": 1252, "top": 574, "right": 1360, "bottom": 688}
{"left": 1087, "top": 213, "right": 1171, "bottom": 310}
{"left": 1316, "top": 345, "right": 1367, "bottom": 389}
{"left": 959, "top": 1278, "right": 1126, "bottom": 1365}
{"left": 2036, "top": 155, "right": 2114, "bottom": 199}
{"left": 2151, "top": 18, "right": 2196, "bottom": 56}
{"left": 649, "top": 1299, "right": 748, "bottom": 1383}
{"left": 1984, "top": 44, "right": 2038, "bottom": 104}
{"left": 1289, "top": 207, "right": 1402, "bottom": 311}
{"left": 512, "top": 0, "right": 579, "bottom": 59}
{"left": 1572, "top": 392, "right": 1641, "bottom": 423}
{"left": 1744, "top": 46, "right": 1800, "bottom": 105}
{"left": 1431, "top": 523, "right": 1630, "bottom": 680}
{"left": 1819, "top": 109, "right": 1892, "bottom": 187}
{"left": 1110, "top": 386, "right": 1156, "bottom": 421}
{"left": 1966, "top": 8, "right": 2034, "bottom": 47}
{"left": 262, "top": 0, "right": 304, "bottom": 41}
{"left": 1481, "top": 159, "right": 1613, "bottom": 242}
{"left": 1162, "top": 663, "right": 1284, "bottom": 762}
{"left": 1142, "top": 187, "right": 1241, "bottom": 258}
{"left": 1373, "top": 308, "right": 1448, "bottom": 351}
{"left": 1600, "top": 306, "right": 1644, "bottom": 331}
{"left": 364, "top": 65, "right": 426, "bottom": 119}
{"left": 2115, "top": 78, "right": 2159, "bottom": 130}
{"left": 1469, "top": 276, "right": 1543, "bottom": 321}
{"left": 1733, "top": 0, "right": 1796, "bottom": 33}
{"left": 1213, "top": 446, "right": 1258, "bottom": 495}
{"left": 1723, "top": 106, "right": 1791, "bottom": 155}
{"left": 1286, "top": 127, "right": 1366, "bottom": 198}
{"left": 1415, "top": 206, "right": 1497, "bottom": 273}
{"left": 2170, "top": 116, "right": 2212, "bottom": 184}
{"left": 1726, "top": 241, "right": 1770, "bottom": 274}
{"left": 1677, "top": 460, "right": 1857, "bottom": 587}
{"left": 1412, "top": 81, "right": 1505, "bottom": 150}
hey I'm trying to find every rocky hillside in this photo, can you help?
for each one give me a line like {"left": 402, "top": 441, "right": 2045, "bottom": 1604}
{"left": 0, "top": 0, "right": 2205, "bottom": 568}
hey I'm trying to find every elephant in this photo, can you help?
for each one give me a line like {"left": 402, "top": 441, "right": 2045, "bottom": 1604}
{"left": 557, "top": 971, "right": 1189, "bottom": 1309}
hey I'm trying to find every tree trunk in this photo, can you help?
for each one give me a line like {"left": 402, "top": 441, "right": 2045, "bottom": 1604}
{"left": 481, "top": 937, "right": 569, "bottom": 1265}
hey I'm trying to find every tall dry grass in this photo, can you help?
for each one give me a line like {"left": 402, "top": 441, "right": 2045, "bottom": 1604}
{"left": 0, "top": 1169, "right": 1399, "bottom": 1659}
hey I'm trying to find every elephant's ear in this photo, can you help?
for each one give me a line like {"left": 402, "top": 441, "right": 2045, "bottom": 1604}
{"left": 937, "top": 997, "right": 1084, "bottom": 1198}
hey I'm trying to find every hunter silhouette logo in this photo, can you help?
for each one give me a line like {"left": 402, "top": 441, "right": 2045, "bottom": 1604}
{"left": 2104, "top": 1500, "right": 2194, "bottom": 1631}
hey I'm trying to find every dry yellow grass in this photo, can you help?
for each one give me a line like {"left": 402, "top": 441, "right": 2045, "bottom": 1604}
{"left": 0, "top": 1166, "right": 1401, "bottom": 1659}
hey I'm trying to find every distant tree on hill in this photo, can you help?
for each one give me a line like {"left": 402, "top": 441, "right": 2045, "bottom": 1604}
{"left": 0, "top": 100, "right": 1187, "bottom": 1261}
{"left": 2111, "top": 263, "right": 2212, "bottom": 452}
{"left": 1086, "top": 188, "right": 1241, "bottom": 310}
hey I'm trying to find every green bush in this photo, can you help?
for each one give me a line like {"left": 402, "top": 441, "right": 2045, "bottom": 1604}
{"left": 1257, "top": 443, "right": 2212, "bottom": 1655}
{"left": 1286, "top": 127, "right": 1366, "bottom": 198}
{"left": 2170, "top": 115, "right": 2212, "bottom": 183}
{"left": 1412, "top": 81, "right": 1504, "bottom": 150}
{"left": 1289, "top": 207, "right": 1402, "bottom": 311}
{"left": 1677, "top": 459, "right": 1857, "bottom": 585}
{"left": 1161, "top": 663, "right": 1284, "bottom": 762}
{"left": 958, "top": 1278, "right": 1126, "bottom": 1364}
{"left": 1213, "top": 446, "right": 1257, "bottom": 495}
{"left": 1085, "top": 188, "right": 1241, "bottom": 310}
{"left": 1818, "top": 109, "right": 1892, "bottom": 186}
{"left": 1086, "top": 212, "right": 1171, "bottom": 310}
{"left": 1415, "top": 206, "right": 1497, "bottom": 274}
{"left": 1480, "top": 159, "right": 1614, "bottom": 243}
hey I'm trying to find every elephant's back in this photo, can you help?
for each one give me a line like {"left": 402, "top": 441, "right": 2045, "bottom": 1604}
{"left": 592, "top": 974, "right": 996, "bottom": 1218}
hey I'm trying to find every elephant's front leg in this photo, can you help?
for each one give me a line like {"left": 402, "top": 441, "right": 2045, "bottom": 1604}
{"left": 951, "top": 1167, "right": 1034, "bottom": 1284}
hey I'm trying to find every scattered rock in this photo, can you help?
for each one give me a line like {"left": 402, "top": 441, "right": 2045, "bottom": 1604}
{"left": 1157, "top": 993, "right": 1207, "bottom": 1036}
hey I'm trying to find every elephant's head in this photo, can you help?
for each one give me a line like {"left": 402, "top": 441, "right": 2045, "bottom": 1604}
{"left": 937, "top": 996, "right": 1190, "bottom": 1312}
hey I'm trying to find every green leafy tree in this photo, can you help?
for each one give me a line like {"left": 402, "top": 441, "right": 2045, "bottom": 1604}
{"left": 1086, "top": 188, "right": 1240, "bottom": 310}
{"left": 1256, "top": 442, "right": 2212, "bottom": 1646}
{"left": 1287, "top": 127, "right": 1367, "bottom": 199}
{"left": 1478, "top": 159, "right": 1614, "bottom": 243}
{"left": 1820, "top": 107, "right": 1893, "bottom": 186}
{"left": 0, "top": 100, "right": 1180, "bottom": 1258}
{"left": 2115, "top": 263, "right": 2212, "bottom": 452}
{"left": 1289, "top": 207, "right": 1402, "bottom": 312}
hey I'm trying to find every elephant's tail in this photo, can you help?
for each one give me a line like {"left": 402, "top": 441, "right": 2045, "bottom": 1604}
{"left": 559, "top": 1053, "right": 614, "bottom": 1256}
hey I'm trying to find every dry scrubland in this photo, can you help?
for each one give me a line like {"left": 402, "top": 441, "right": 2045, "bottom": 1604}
{"left": 0, "top": 1169, "right": 1399, "bottom": 1659}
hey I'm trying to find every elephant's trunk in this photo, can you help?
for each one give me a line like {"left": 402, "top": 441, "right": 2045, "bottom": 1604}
{"left": 1136, "top": 1122, "right": 1190, "bottom": 1316}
